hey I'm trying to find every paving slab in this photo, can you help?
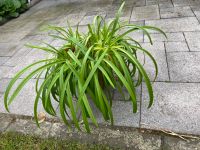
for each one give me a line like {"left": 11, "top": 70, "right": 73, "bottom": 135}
{"left": 138, "top": 42, "right": 169, "bottom": 81}
{"left": 0, "top": 113, "right": 13, "bottom": 132}
{"left": 163, "top": 136, "right": 200, "bottom": 150}
{"left": 6, "top": 119, "right": 52, "bottom": 138}
{"left": 172, "top": 0, "right": 200, "bottom": 6}
{"left": 0, "top": 66, "right": 13, "bottom": 79}
{"left": 79, "top": 12, "right": 106, "bottom": 25}
{"left": 0, "top": 43, "right": 18, "bottom": 57}
{"left": 168, "top": 52, "right": 200, "bottom": 82}
{"left": 0, "top": 57, "right": 10, "bottom": 65}
{"left": 144, "top": 32, "right": 185, "bottom": 42}
{"left": 130, "top": 5, "right": 160, "bottom": 21}
{"left": 160, "top": 6, "right": 194, "bottom": 18}
{"left": 145, "top": 17, "right": 200, "bottom": 32}
{"left": 184, "top": 31, "right": 200, "bottom": 51}
{"left": 0, "top": 79, "right": 59, "bottom": 117}
{"left": 165, "top": 41, "right": 189, "bottom": 52}
{"left": 141, "top": 82, "right": 200, "bottom": 135}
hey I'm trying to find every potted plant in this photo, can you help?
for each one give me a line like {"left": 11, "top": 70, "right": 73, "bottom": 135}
{"left": 4, "top": 2, "right": 166, "bottom": 132}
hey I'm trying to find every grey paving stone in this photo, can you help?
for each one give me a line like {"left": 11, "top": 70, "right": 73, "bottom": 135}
{"left": 0, "top": 79, "right": 59, "bottom": 117}
{"left": 0, "top": 113, "right": 13, "bottom": 132}
{"left": 120, "top": 21, "right": 144, "bottom": 42}
{"left": 163, "top": 136, "right": 200, "bottom": 150}
{"left": 184, "top": 32, "right": 200, "bottom": 51}
{"left": 145, "top": 17, "right": 200, "bottom": 32}
{"left": 0, "top": 57, "right": 9, "bottom": 65}
{"left": 56, "top": 12, "right": 86, "bottom": 27}
{"left": 74, "top": 126, "right": 162, "bottom": 150}
{"left": 0, "top": 31, "right": 31, "bottom": 43}
{"left": 165, "top": 41, "right": 189, "bottom": 52}
{"left": 138, "top": 42, "right": 169, "bottom": 81}
{"left": 159, "top": 1, "right": 174, "bottom": 8}
{"left": 168, "top": 52, "right": 200, "bottom": 82}
{"left": 94, "top": 101, "right": 140, "bottom": 127}
{"left": 130, "top": 5, "right": 160, "bottom": 21}
{"left": 79, "top": 12, "right": 106, "bottom": 25}
{"left": 0, "top": 66, "right": 13, "bottom": 79}
{"left": 172, "top": 0, "right": 200, "bottom": 6}
{"left": 0, "top": 79, "right": 11, "bottom": 93}
{"left": 0, "top": 43, "right": 17, "bottom": 57}
{"left": 144, "top": 32, "right": 184, "bottom": 42}
{"left": 141, "top": 82, "right": 200, "bottom": 135}
{"left": 49, "top": 122, "right": 72, "bottom": 138}
{"left": 160, "top": 6, "right": 194, "bottom": 18}
{"left": 3, "top": 48, "right": 49, "bottom": 78}
{"left": 6, "top": 119, "right": 52, "bottom": 138}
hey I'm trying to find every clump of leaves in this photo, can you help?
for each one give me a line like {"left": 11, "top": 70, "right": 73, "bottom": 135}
{"left": 0, "top": 0, "right": 28, "bottom": 22}
{"left": 4, "top": 2, "right": 166, "bottom": 132}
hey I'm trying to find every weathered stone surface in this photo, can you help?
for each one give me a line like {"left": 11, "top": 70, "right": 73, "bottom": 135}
{"left": 6, "top": 119, "right": 52, "bottom": 138}
{"left": 168, "top": 52, "right": 200, "bottom": 82}
{"left": 0, "top": 66, "right": 13, "bottom": 79}
{"left": 160, "top": 6, "right": 194, "bottom": 18}
{"left": 0, "top": 113, "right": 13, "bottom": 132}
{"left": 184, "top": 32, "right": 200, "bottom": 51}
{"left": 172, "top": 0, "right": 200, "bottom": 6}
{"left": 0, "top": 43, "right": 17, "bottom": 57}
{"left": 0, "top": 57, "right": 9, "bottom": 65}
{"left": 144, "top": 32, "right": 185, "bottom": 42}
{"left": 163, "top": 136, "right": 200, "bottom": 150}
{"left": 145, "top": 17, "right": 200, "bottom": 32}
{"left": 79, "top": 12, "right": 106, "bottom": 25}
{"left": 73, "top": 126, "right": 162, "bottom": 150}
{"left": 130, "top": 5, "right": 160, "bottom": 21}
{"left": 165, "top": 42, "right": 189, "bottom": 52}
{"left": 49, "top": 122, "right": 72, "bottom": 138}
{"left": 0, "top": 79, "right": 11, "bottom": 93}
{"left": 191, "top": 6, "right": 200, "bottom": 22}
{"left": 0, "top": 79, "right": 59, "bottom": 117}
{"left": 138, "top": 42, "right": 169, "bottom": 81}
{"left": 141, "top": 82, "right": 200, "bottom": 135}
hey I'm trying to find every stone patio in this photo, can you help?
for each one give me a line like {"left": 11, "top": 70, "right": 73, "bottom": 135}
{"left": 0, "top": 0, "right": 200, "bottom": 136}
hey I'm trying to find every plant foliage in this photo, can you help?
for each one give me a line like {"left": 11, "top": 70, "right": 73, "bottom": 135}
{"left": 4, "top": 2, "right": 166, "bottom": 132}
{"left": 0, "top": 0, "right": 28, "bottom": 21}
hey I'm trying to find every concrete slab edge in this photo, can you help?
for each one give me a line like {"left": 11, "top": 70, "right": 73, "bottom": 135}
{"left": 0, "top": 113, "right": 200, "bottom": 149}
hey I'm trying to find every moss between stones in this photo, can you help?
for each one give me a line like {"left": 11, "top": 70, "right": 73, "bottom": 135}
{"left": 0, "top": 132, "right": 116, "bottom": 150}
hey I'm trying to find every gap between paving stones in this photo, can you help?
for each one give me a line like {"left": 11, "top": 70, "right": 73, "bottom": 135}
{"left": 0, "top": 113, "right": 200, "bottom": 150}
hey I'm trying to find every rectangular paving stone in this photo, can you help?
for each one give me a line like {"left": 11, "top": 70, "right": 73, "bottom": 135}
{"left": 144, "top": 32, "right": 185, "bottom": 42}
{"left": 160, "top": 6, "right": 194, "bottom": 18}
{"left": 79, "top": 12, "right": 106, "bottom": 25}
{"left": 93, "top": 100, "right": 140, "bottom": 127}
{"left": 0, "top": 79, "right": 11, "bottom": 93}
{"left": 172, "top": 0, "right": 200, "bottom": 6}
{"left": 141, "top": 82, "right": 200, "bottom": 135}
{"left": 138, "top": 42, "right": 169, "bottom": 81}
{"left": 130, "top": 5, "right": 160, "bottom": 21}
{"left": 163, "top": 136, "right": 200, "bottom": 149}
{"left": 168, "top": 52, "right": 200, "bottom": 82}
{"left": 145, "top": 17, "right": 200, "bottom": 32}
{"left": 0, "top": 79, "right": 59, "bottom": 117}
{"left": 0, "top": 113, "right": 13, "bottom": 132}
{"left": 0, "top": 57, "right": 9, "bottom": 65}
{"left": 0, "top": 43, "right": 17, "bottom": 57}
{"left": 6, "top": 119, "right": 52, "bottom": 138}
{"left": 112, "top": 0, "right": 145, "bottom": 7}
{"left": 0, "top": 66, "right": 13, "bottom": 79}
{"left": 165, "top": 41, "right": 189, "bottom": 52}
{"left": 3, "top": 48, "right": 49, "bottom": 79}
{"left": 184, "top": 32, "right": 200, "bottom": 51}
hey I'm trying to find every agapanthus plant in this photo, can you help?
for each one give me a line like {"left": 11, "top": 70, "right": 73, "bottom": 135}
{"left": 4, "top": 2, "right": 166, "bottom": 132}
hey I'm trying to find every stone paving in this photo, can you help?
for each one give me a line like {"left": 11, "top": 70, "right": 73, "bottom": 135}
{"left": 0, "top": 0, "right": 200, "bottom": 136}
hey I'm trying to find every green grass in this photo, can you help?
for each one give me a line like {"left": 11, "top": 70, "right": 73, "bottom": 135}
{"left": 0, "top": 132, "right": 115, "bottom": 150}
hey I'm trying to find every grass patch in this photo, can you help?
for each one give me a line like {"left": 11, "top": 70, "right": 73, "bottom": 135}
{"left": 0, "top": 132, "right": 115, "bottom": 150}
